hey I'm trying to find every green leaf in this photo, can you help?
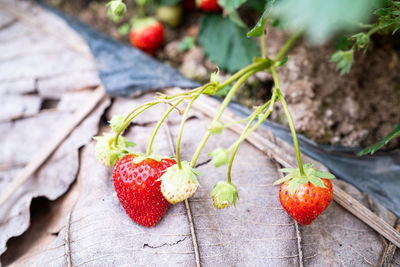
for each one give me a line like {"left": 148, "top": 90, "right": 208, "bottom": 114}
{"left": 309, "top": 176, "right": 327, "bottom": 188}
{"left": 330, "top": 49, "right": 354, "bottom": 75}
{"left": 218, "top": 0, "right": 246, "bottom": 13}
{"left": 247, "top": 0, "right": 275, "bottom": 37}
{"left": 178, "top": 36, "right": 196, "bottom": 52}
{"left": 118, "top": 23, "right": 130, "bottom": 36}
{"left": 199, "top": 14, "right": 260, "bottom": 73}
{"left": 246, "top": 0, "right": 267, "bottom": 11}
{"left": 271, "top": 0, "right": 380, "bottom": 44}
{"left": 277, "top": 56, "right": 288, "bottom": 67}
{"left": 335, "top": 35, "right": 352, "bottom": 50}
{"left": 215, "top": 85, "right": 231, "bottom": 97}
{"left": 313, "top": 170, "right": 336, "bottom": 179}
{"left": 228, "top": 10, "right": 247, "bottom": 28}
{"left": 358, "top": 123, "right": 400, "bottom": 155}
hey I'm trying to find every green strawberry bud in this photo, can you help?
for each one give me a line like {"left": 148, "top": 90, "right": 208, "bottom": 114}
{"left": 203, "top": 69, "right": 220, "bottom": 95}
{"left": 106, "top": 0, "right": 127, "bottom": 18}
{"left": 109, "top": 115, "right": 125, "bottom": 133}
{"left": 208, "top": 121, "right": 224, "bottom": 135}
{"left": 208, "top": 148, "right": 229, "bottom": 167}
{"left": 93, "top": 132, "right": 136, "bottom": 168}
{"left": 211, "top": 181, "right": 238, "bottom": 209}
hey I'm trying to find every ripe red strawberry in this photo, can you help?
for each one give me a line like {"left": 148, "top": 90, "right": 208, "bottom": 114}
{"left": 274, "top": 163, "right": 335, "bottom": 225}
{"left": 113, "top": 154, "right": 176, "bottom": 227}
{"left": 130, "top": 18, "right": 164, "bottom": 55}
{"left": 198, "top": 0, "right": 222, "bottom": 12}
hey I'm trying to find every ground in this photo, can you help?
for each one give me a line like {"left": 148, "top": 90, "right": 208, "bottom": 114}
{"left": 45, "top": 0, "right": 400, "bottom": 149}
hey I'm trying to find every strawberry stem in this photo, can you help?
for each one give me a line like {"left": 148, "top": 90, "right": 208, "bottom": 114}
{"left": 273, "top": 31, "right": 302, "bottom": 62}
{"left": 176, "top": 91, "right": 203, "bottom": 169}
{"left": 271, "top": 67, "right": 306, "bottom": 176}
{"left": 146, "top": 99, "right": 183, "bottom": 156}
{"left": 115, "top": 101, "right": 159, "bottom": 146}
{"left": 190, "top": 68, "right": 260, "bottom": 168}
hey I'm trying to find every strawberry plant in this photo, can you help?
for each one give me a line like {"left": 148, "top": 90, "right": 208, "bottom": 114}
{"left": 99, "top": 0, "right": 400, "bottom": 227}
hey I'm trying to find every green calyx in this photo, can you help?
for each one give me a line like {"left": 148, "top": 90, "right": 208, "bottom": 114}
{"left": 211, "top": 181, "right": 238, "bottom": 209}
{"left": 131, "top": 153, "right": 171, "bottom": 164}
{"left": 93, "top": 132, "right": 136, "bottom": 167}
{"left": 273, "top": 163, "right": 335, "bottom": 195}
{"left": 106, "top": 0, "right": 127, "bottom": 19}
{"left": 109, "top": 115, "right": 125, "bottom": 133}
{"left": 157, "top": 161, "right": 200, "bottom": 186}
{"left": 208, "top": 148, "right": 229, "bottom": 167}
{"left": 131, "top": 17, "right": 159, "bottom": 32}
{"left": 203, "top": 69, "right": 220, "bottom": 95}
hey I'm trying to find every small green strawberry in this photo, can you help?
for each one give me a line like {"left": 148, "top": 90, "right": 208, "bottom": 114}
{"left": 211, "top": 181, "right": 238, "bottom": 209}
{"left": 158, "top": 161, "right": 200, "bottom": 204}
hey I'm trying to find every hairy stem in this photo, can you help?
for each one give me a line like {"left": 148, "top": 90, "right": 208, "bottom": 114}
{"left": 146, "top": 99, "right": 183, "bottom": 156}
{"left": 274, "top": 31, "right": 302, "bottom": 61}
{"left": 176, "top": 92, "right": 202, "bottom": 168}
{"left": 115, "top": 102, "right": 158, "bottom": 146}
{"left": 190, "top": 69, "right": 260, "bottom": 168}
{"left": 271, "top": 67, "right": 305, "bottom": 176}
{"left": 226, "top": 100, "right": 271, "bottom": 183}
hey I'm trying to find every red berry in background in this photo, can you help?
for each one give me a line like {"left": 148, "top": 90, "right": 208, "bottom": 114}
{"left": 113, "top": 154, "right": 176, "bottom": 227}
{"left": 129, "top": 18, "right": 164, "bottom": 55}
{"left": 198, "top": 0, "right": 222, "bottom": 12}
{"left": 279, "top": 179, "right": 333, "bottom": 225}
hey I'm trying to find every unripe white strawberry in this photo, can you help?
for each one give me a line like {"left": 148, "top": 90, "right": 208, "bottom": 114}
{"left": 158, "top": 161, "right": 200, "bottom": 204}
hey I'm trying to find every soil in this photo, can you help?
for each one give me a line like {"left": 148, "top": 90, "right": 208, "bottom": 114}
{"left": 45, "top": 0, "right": 400, "bottom": 149}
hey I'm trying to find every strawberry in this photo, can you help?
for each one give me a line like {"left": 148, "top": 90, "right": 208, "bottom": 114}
{"left": 113, "top": 154, "right": 176, "bottom": 227}
{"left": 198, "top": 0, "right": 222, "bottom": 12}
{"left": 130, "top": 18, "right": 164, "bottom": 55}
{"left": 274, "top": 163, "right": 335, "bottom": 225}
{"left": 156, "top": 5, "right": 182, "bottom": 28}
{"left": 158, "top": 161, "right": 199, "bottom": 204}
{"left": 211, "top": 181, "right": 238, "bottom": 209}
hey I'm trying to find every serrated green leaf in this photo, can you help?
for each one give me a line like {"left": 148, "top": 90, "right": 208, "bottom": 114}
{"left": 271, "top": 0, "right": 379, "bottom": 44}
{"left": 313, "top": 169, "right": 336, "bottom": 179}
{"left": 303, "top": 163, "right": 314, "bottom": 168}
{"left": 247, "top": 0, "right": 275, "bottom": 37}
{"left": 309, "top": 176, "right": 327, "bottom": 188}
{"left": 199, "top": 14, "right": 260, "bottom": 73}
{"left": 228, "top": 10, "right": 247, "bottom": 28}
{"left": 358, "top": 123, "right": 400, "bottom": 155}
{"left": 218, "top": 0, "right": 246, "bottom": 13}
{"left": 331, "top": 50, "right": 354, "bottom": 75}
{"left": 246, "top": 0, "right": 266, "bottom": 11}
